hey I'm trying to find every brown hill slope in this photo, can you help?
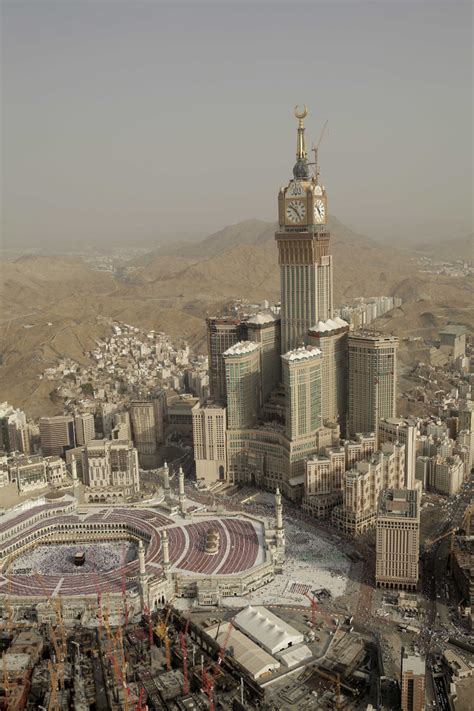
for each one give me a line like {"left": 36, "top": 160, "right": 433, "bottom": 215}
{"left": 414, "top": 233, "right": 473, "bottom": 263}
{"left": 1, "top": 217, "right": 471, "bottom": 417}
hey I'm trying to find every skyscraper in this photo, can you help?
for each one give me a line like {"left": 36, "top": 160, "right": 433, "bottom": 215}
{"left": 224, "top": 341, "right": 261, "bottom": 430}
{"left": 129, "top": 395, "right": 165, "bottom": 467}
{"left": 192, "top": 400, "right": 227, "bottom": 483}
{"left": 207, "top": 317, "right": 246, "bottom": 403}
{"left": 348, "top": 332, "right": 398, "bottom": 436}
{"left": 276, "top": 107, "right": 333, "bottom": 353}
{"left": 246, "top": 313, "right": 281, "bottom": 403}
{"left": 307, "top": 317, "right": 349, "bottom": 430}
{"left": 74, "top": 413, "right": 96, "bottom": 446}
{"left": 39, "top": 416, "right": 76, "bottom": 457}
{"left": 282, "top": 346, "right": 322, "bottom": 440}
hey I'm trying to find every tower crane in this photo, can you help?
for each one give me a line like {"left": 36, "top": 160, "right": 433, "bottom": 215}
{"left": 180, "top": 618, "right": 191, "bottom": 695}
{"left": 304, "top": 591, "right": 317, "bottom": 628}
{"left": 202, "top": 620, "right": 234, "bottom": 711}
{"left": 154, "top": 597, "right": 175, "bottom": 671}
{"left": 310, "top": 119, "right": 328, "bottom": 183}
{"left": 33, "top": 572, "right": 66, "bottom": 690}
{"left": 312, "top": 667, "right": 358, "bottom": 708}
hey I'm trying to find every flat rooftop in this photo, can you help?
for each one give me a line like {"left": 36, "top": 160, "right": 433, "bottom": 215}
{"left": 378, "top": 489, "right": 419, "bottom": 519}
{"left": 402, "top": 652, "right": 426, "bottom": 675}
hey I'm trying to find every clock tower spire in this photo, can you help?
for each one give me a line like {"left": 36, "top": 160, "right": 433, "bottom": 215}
{"left": 276, "top": 107, "right": 334, "bottom": 353}
{"left": 293, "top": 105, "right": 311, "bottom": 180}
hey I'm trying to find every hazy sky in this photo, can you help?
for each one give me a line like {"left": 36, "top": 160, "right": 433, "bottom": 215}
{"left": 1, "top": 0, "right": 472, "bottom": 248}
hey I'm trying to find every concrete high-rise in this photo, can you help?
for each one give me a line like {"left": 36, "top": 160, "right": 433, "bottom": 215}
{"left": 348, "top": 332, "right": 398, "bottom": 436}
{"left": 378, "top": 417, "right": 418, "bottom": 489}
{"left": 276, "top": 108, "right": 333, "bottom": 353}
{"left": 39, "top": 416, "right": 76, "bottom": 457}
{"left": 223, "top": 341, "right": 261, "bottom": 430}
{"left": 282, "top": 346, "right": 322, "bottom": 440}
{"left": 376, "top": 489, "right": 420, "bottom": 591}
{"left": 307, "top": 317, "right": 349, "bottom": 430}
{"left": 192, "top": 400, "right": 227, "bottom": 483}
{"left": 207, "top": 317, "right": 246, "bottom": 403}
{"left": 0, "top": 403, "right": 30, "bottom": 453}
{"left": 129, "top": 394, "right": 165, "bottom": 467}
{"left": 246, "top": 313, "right": 281, "bottom": 403}
{"left": 74, "top": 413, "right": 95, "bottom": 446}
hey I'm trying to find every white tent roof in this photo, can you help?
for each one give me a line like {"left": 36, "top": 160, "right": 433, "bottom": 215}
{"left": 206, "top": 623, "right": 280, "bottom": 679}
{"left": 233, "top": 605, "right": 304, "bottom": 655}
{"left": 275, "top": 643, "right": 313, "bottom": 668}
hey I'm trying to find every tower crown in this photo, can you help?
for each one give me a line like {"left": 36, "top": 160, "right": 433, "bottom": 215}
{"left": 293, "top": 105, "right": 311, "bottom": 180}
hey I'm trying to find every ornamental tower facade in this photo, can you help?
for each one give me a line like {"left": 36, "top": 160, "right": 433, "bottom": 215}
{"left": 276, "top": 106, "right": 334, "bottom": 354}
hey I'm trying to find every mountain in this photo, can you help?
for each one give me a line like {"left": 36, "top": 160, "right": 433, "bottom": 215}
{"left": 414, "top": 233, "right": 473, "bottom": 263}
{"left": 1, "top": 217, "right": 472, "bottom": 418}
{"left": 133, "top": 215, "right": 416, "bottom": 305}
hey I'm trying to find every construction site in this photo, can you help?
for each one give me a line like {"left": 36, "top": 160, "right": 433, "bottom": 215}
{"left": 1, "top": 593, "right": 380, "bottom": 710}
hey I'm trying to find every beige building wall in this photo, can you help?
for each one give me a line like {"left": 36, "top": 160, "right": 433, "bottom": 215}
{"left": 332, "top": 442, "right": 406, "bottom": 535}
{"left": 83, "top": 439, "right": 140, "bottom": 495}
{"left": 378, "top": 417, "right": 418, "bottom": 489}
{"left": 376, "top": 489, "right": 420, "bottom": 591}
{"left": 192, "top": 401, "right": 227, "bottom": 484}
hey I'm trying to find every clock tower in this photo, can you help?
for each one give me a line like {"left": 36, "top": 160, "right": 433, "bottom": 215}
{"left": 276, "top": 107, "right": 334, "bottom": 353}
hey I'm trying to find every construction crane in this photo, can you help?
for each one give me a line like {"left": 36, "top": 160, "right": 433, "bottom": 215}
{"left": 304, "top": 591, "right": 317, "bottom": 628}
{"left": 154, "top": 597, "right": 175, "bottom": 671}
{"left": 202, "top": 621, "right": 234, "bottom": 711}
{"left": 312, "top": 667, "right": 358, "bottom": 708}
{"left": 33, "top": 572, "right": 66, "bottom": 690}
{"left": 310, "top": 119, "right": 328, "bottom": 183}
{"left": 102, "top": 598, "right": 131, "bottom": 710}
{"left": 180, "top": 618, "right": 190, "bottom": 695}
{"left": 47, "top": 659, "right": 60, "bottom": 711}
{"left": 121, "top": 543, "right": 129, "bottom": 626}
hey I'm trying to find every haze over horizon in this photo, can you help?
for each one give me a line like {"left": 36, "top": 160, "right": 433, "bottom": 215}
{"left": 1, "top": 0, "right": 472, "bottom": 250}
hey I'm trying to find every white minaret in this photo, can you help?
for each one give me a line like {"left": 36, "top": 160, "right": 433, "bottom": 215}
{"left": 178, "top": 466, "right": 186, "bottom": 515}
{"left": 275, "top": 487, "right": 284, "bottom": 548}
{"left": 138, "top": 539, "right": 146, "bottom": 576}
{"left": 162, "top": 529, "right": 171, "bottom": 576}
{"left": 138, "top": 539, "right": 147, "bottom": 608}
{"left": 163, "top": 461, "right": 170, "bottom": 498}
{"left": 71, "top": 458, "right": 78, "bottom": 486}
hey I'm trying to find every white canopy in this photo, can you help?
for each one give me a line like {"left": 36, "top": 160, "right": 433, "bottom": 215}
{"left": 233, "top": 605, "right": 304, "bottom": 655}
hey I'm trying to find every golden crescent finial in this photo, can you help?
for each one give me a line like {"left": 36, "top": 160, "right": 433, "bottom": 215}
{"left": 294, "top": 104, "right": 308, "bottom": 120}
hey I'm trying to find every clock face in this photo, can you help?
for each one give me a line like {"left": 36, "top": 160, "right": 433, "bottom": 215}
{"left": 286, "top": 200, "right": 306, "bottom": 223}
{"left": 314, "top": 199, "right": 326, "bottom": 223}
{"left": 287, "top": 181, "right": 304, "bottom": 197}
